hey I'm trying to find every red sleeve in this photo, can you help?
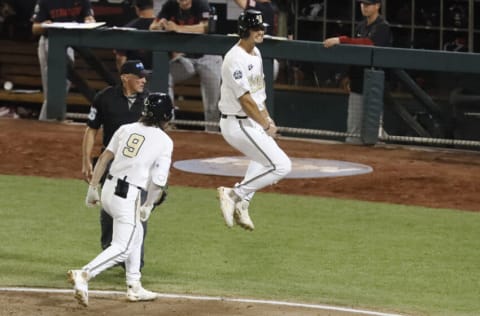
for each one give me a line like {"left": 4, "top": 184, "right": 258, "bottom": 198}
{"left": 338, "top": 36, "right": 374, "bottom": 46}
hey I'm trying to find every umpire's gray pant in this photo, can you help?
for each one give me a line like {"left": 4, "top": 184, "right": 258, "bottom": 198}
{"left": 169, "top": 54, "right": 222, "bottom": 131}
{"left": 37, "top": 35, "right": 74, "bottom": 121}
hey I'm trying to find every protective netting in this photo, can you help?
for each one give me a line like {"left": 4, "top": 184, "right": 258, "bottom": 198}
{"left": 65, "top": 113, "right": 480, "bottom": 148}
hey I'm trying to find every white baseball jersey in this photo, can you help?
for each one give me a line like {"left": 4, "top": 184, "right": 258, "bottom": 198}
{"left": 218, "top": 43, "right": 266, "bottom": 115}
{"left": 106, "top": 122, "right": 173, "bottom": 190}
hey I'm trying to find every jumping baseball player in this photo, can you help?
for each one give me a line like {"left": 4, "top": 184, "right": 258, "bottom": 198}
{"left": 217, "top": 9, "right": 292, "bottom": 231}
{"left": 68, "top": 93, "right": 174, "bottom": 307}
{"left": 31, "top": 0, "right": 95, "bottom": 121}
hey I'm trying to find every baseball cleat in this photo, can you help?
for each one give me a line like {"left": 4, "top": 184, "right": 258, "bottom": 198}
{"left": 126, "top": 282, "right": 157, "bottom": 302}
{"left": 217, "top": 187, "right": 238, "bottom": 228}
{"left": 67, "top": 269, "right": 89, "bottom": 307}
{"left": 234, "top": 200, "right": 254, "bottom": 231}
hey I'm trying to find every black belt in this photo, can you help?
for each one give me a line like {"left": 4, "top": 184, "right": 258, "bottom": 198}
{"left": 221, "top": 114, "right": 248, "bottom": 119}
{"left": 107, "top": 174, "right": 143, "bottom": 191}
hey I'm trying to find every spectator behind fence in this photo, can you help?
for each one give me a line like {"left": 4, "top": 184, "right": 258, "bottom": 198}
{"left": 31, "top": 0, "right": 95, "bottom": 121}
{"left": 233, "top": 0, "right": 275, "bottom": 36}
{"left": 115, "top": 0, "right": 155, "bottom": 73}
{"left": 323, "top": 0, "right": 392, "bottom": 144}
{"left": 149, "top": 0, "right": 222, "bottom": 132}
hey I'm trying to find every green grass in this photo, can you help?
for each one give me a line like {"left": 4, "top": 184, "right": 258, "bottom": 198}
{"left": 0, "top": 175, "right": 479, "bottom": 315}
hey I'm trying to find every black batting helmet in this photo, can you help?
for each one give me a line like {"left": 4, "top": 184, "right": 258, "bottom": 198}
{"left": 238, "top": 9, "right": 268, "bottom": 38}
{"left": 142, "top": 93, "right": 173, "bottom": 125}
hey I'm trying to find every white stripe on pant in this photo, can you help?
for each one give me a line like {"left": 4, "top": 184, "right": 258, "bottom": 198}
{"left": 219, "top": 117, "right": 291, "bottom": 199}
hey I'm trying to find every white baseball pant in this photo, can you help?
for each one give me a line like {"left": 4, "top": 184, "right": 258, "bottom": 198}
{"left": 219, "top": 117, "right": 291, "bottom": 199}
{"left": 82, "top": 176, "right": 143, "bottom": 284}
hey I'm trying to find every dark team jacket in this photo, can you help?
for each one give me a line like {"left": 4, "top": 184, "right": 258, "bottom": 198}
{"left": 156, "top": 0, "right": 210, "bottom": 58}
{"left": 246, "top": 1, "right": 275, "bottom": 36}
{"left": 32, "top": 0, "right": 93, "bottom": 22}
{"left": 339, "top": 16, "right": 392, "bottom": 94}
{"left": 116, "top": 17, "right": 155, "bottom": 69}
{"left": 32, "top": 0, "right": 93, "bottom": 36}
{"left": 87, "top": 85, "right": 148, "bottom": 147}
{"left": 157, "top": 0, "right": 209, "bottom": 26}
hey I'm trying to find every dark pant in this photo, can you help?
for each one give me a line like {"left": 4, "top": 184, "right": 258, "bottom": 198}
{"left": 99, "top": 189, "right": 148, "bottom": 269}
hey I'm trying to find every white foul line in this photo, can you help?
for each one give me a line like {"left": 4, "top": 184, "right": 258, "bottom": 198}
{"left": 0, "top": 287, "right": 405, "bottom": 316}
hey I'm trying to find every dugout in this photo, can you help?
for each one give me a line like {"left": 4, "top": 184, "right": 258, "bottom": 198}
{"left": 2, "top": 24, "right": 480, "bottom": 148}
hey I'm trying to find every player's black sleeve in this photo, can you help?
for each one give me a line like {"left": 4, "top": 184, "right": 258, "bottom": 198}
{"left": 80, "top": 0, "right": 93, "bottom": 18}
{"left": 87, "top": 87, "right": 109, "bottom": 129}
{"left": 32, "top": 0, "right": 49, "bottom": 22}
{"left": 157, "top": 1, "right": 175, "bottom": 19}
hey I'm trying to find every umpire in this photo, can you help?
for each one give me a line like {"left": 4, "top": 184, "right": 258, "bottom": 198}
{"left": 82, "top": 60, "right": 150, "bottom": 268}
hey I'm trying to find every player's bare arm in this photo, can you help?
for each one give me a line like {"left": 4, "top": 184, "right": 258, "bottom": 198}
{"left": 82, "top": 127, "right": 99, "bottom": 182}
{"left": 323, "top": 37, "right": 340, "bottom": 48}
{"left": 32, "top": 20, "right": 51, "bottom": 36}
{"left": 239, "top": 93, "right": 277, "bottom": 136}
{"left": 85, "top": 150, "right": 113, "bottom": 207}
{"left": 164, "top": 20, "right": 208, "bottom": 34}
{"left": 139, "top": 182, "right": 167, "bottom": 221}
{"left": 90, "top": 150, "right": 114, "bottom": 188}
{"left": 149, "top": 17, "right": 167, "bottom": 30}
{"left": 239, "top": 93, "right": 268, "bottom": 127}
{"left": 84, "top": 15, "right": 96, "bottom": 23}
{"left": 261, "top": 108, "right": 277, "bottom": 128}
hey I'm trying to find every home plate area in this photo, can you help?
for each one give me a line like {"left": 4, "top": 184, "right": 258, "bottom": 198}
{"left": 173, "top": 156, "right": 372, "bottom": 178}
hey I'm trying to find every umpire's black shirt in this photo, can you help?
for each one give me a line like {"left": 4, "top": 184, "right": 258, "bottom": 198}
{"left": 350, "top": 16, "right": 392, "bottom": 94}
{"left": 87, "top": 85, "right": 148, "bottom": 147}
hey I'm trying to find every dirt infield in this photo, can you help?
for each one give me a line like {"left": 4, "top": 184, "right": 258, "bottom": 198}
{"left": 2, "top": 118, "right": 480, "bottom": 211}
{"left": 1, "top": 117, "right": 480, "bottom": 315}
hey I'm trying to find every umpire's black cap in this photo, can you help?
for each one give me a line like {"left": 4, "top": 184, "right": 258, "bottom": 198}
{"left": 120, "top": 60, "right": 149, "bottom": 78}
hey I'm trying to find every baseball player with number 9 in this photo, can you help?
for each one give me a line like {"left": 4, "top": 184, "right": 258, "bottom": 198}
{"left": 67, "top": 93, "right": 173, "bottom": 307}
{"left": 217, "top": 9, "right": 292, "bottom": 231}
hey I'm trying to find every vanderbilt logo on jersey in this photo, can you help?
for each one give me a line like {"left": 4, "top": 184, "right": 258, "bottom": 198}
{"left": 233, "top": 70, "right": 243, "bottom": 80}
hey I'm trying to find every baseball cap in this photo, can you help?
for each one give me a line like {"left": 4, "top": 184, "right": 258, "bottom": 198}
{"left": 356, "top": 0, "right": 381, "bottom": 3}
{"left": 120, "top": 60, "right": 149, "bottom": 78}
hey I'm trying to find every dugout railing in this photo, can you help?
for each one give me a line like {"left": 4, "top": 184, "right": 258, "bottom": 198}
{"left": 45, "top": 27, "right": 480, "bottom": 148}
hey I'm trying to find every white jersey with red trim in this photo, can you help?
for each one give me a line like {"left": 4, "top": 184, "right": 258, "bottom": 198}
{"left": 218, "top": 43, "right": 266, "bottom": 115}
{"left": 106, "top": 122, "right": 173, "bottom": 189}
